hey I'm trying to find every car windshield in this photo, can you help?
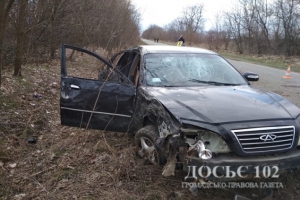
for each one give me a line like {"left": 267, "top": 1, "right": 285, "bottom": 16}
{"left": 144, "top": 53, "right": 248, "bottom": 87}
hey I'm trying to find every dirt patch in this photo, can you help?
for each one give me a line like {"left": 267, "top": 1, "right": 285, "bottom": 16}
{"left": 1, "top": 60, "right": 300, "bottom": 200}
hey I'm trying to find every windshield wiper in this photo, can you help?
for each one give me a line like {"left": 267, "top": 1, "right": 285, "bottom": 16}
{"left": 147, "top": 84, "right": 178, "bottom": 87}
{"left": 188, "top": 79, "right": 240, "bottom": 86}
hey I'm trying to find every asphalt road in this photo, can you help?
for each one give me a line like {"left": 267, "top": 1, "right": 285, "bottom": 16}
{"left": 141, "top": 38, "right": 300, "bottom": 107}
{"left": 228, "top": 59, "right": 300, "bottom": 108}
{"left": 141, "top": 38, "right": 168, "bottom": 45}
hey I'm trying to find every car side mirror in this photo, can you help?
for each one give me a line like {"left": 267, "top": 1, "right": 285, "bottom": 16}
{"left": 243, "top": 72, "right": 259, "bottom": 81}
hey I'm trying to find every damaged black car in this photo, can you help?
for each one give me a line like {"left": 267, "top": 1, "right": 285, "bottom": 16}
{"left": 60, "top": 44, "right": 300, "bottom": 181}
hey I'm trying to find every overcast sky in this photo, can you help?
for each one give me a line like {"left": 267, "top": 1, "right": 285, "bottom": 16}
{"left": 131, "top": 0, "right": 235, "bottom": 31}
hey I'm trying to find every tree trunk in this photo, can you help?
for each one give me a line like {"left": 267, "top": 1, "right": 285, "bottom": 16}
{"left": 14, "top": 0, "right": 27, "bottom": 77}
{"left": 49, "top": 0, "right": 59, "bottom": 59}
{"left": 0, "top": 0, "right": 15, "bottom": 86}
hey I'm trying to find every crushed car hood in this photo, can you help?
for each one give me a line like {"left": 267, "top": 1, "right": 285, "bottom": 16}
{"left": 146, "top": 85, "right": 300, "bottom": 124}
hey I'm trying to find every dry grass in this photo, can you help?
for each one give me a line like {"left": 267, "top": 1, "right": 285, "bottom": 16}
{"left": 0, "top": 52, "right": 300, "bottom": 200}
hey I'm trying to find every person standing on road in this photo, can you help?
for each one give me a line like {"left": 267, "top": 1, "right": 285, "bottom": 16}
{"left": 177, "top": 35, "right": 185, "bottom": 46}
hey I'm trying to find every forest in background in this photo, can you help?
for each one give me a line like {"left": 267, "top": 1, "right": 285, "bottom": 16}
{"left": 142, "top": 0, "right": 300, "bottom": 57}
{"left": 1, "top": 0, "right": 300, "bottom": 86}
{"left": 0, "top": 0, "right": 141, "bottom": 85}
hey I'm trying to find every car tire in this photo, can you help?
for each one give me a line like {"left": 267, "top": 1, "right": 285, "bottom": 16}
{"left": 134, "top": 125, "right": 166, "bottom": 165}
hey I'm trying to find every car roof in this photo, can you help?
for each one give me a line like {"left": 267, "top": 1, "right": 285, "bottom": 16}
{"left": 135, "top": 45, "right": 218, "bottom": 55}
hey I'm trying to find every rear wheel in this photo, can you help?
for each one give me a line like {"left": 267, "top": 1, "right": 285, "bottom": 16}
{"left": 134, "top": 125, "right": 166, "bottom": 165}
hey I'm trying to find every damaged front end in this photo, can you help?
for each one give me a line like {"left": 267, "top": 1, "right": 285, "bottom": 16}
{"left": 159, "top": 122, "right": 300, "bottom": 183}
{"left": 187, "top": 140, "right": 212, "bottom": 160}
{"left": 159, "top": 125, "right": 231, "bottom": 178}
{"left": 132, "top": 87, "right": 231, "bottom": 178}
{"left": 133, "top": 87, "right": 300, "bottom": 182}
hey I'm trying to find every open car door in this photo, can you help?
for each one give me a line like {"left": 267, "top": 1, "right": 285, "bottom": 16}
{"left": 60, "top": 44, "right": 135, "bottom": 133}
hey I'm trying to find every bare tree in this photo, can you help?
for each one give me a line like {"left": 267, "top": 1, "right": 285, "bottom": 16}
{"left": 1, "top": 0, "right": 141, "bottom": 78}
{"left": 14, "top": 0, "right": 28, "bottom": 76}
{"left": 205, "top": 14, "right": 224, "bottom": 50}
{"left": 180, "top": 4, "right": 205, "bottom": 45}
{"left": 219, "top": 0, "right": 300, "bottom": 56}
{"left": 141, "top": 25, "right": 164, "bottom": 41}
{"left": 0, "top": 0, "right": 15, "bottom": 86}
{"left": 224, "top": 9, "right": 244, "bottom": 54}
{"left": 274, "top": 0, "right": 300, "bottom": 56}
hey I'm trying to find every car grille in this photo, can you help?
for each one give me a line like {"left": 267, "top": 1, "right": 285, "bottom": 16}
{"left": 231, "top": 126, "right": 295, "bottom": 153}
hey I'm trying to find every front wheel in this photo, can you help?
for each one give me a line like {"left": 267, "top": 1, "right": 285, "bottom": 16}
{"left": 134, "top": 125, "right": 166, "bottom": 165}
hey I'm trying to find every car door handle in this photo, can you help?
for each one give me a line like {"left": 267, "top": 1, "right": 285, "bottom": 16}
{"left": 70, "top": 84, "right": 80, "bottom": 90}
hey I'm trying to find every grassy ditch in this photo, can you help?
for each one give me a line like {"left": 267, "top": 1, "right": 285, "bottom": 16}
{"left": 218, "top": 52, "right": 300, "bottom": 73}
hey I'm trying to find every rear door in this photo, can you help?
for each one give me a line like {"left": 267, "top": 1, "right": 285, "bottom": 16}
{"left": 60, "top": 44, "right": 135, "bottom": 133}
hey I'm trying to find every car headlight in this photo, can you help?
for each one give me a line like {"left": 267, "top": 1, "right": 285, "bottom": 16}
{"left": 181, "top": 128, "right": 231, "bottom": 153}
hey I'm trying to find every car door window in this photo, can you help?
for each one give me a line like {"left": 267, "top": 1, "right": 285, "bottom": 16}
{"left": 128, "top": 54, "right": 141, "bottom": 86}
{"left": 60, "top": 44, "right": 136, "bottom": 132}
{"left": 98, "top": 51, "right": 137, "bottom": 85}
{"left": 115, "top": 52, "right": 136, "bottom": 78}
{"left": 64, "top": 48, "right": 108, "bottom": 80}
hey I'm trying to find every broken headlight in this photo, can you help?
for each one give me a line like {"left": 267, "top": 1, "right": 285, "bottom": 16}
{"left": 181, "top": 128, "right": 231, "bottom": 153}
